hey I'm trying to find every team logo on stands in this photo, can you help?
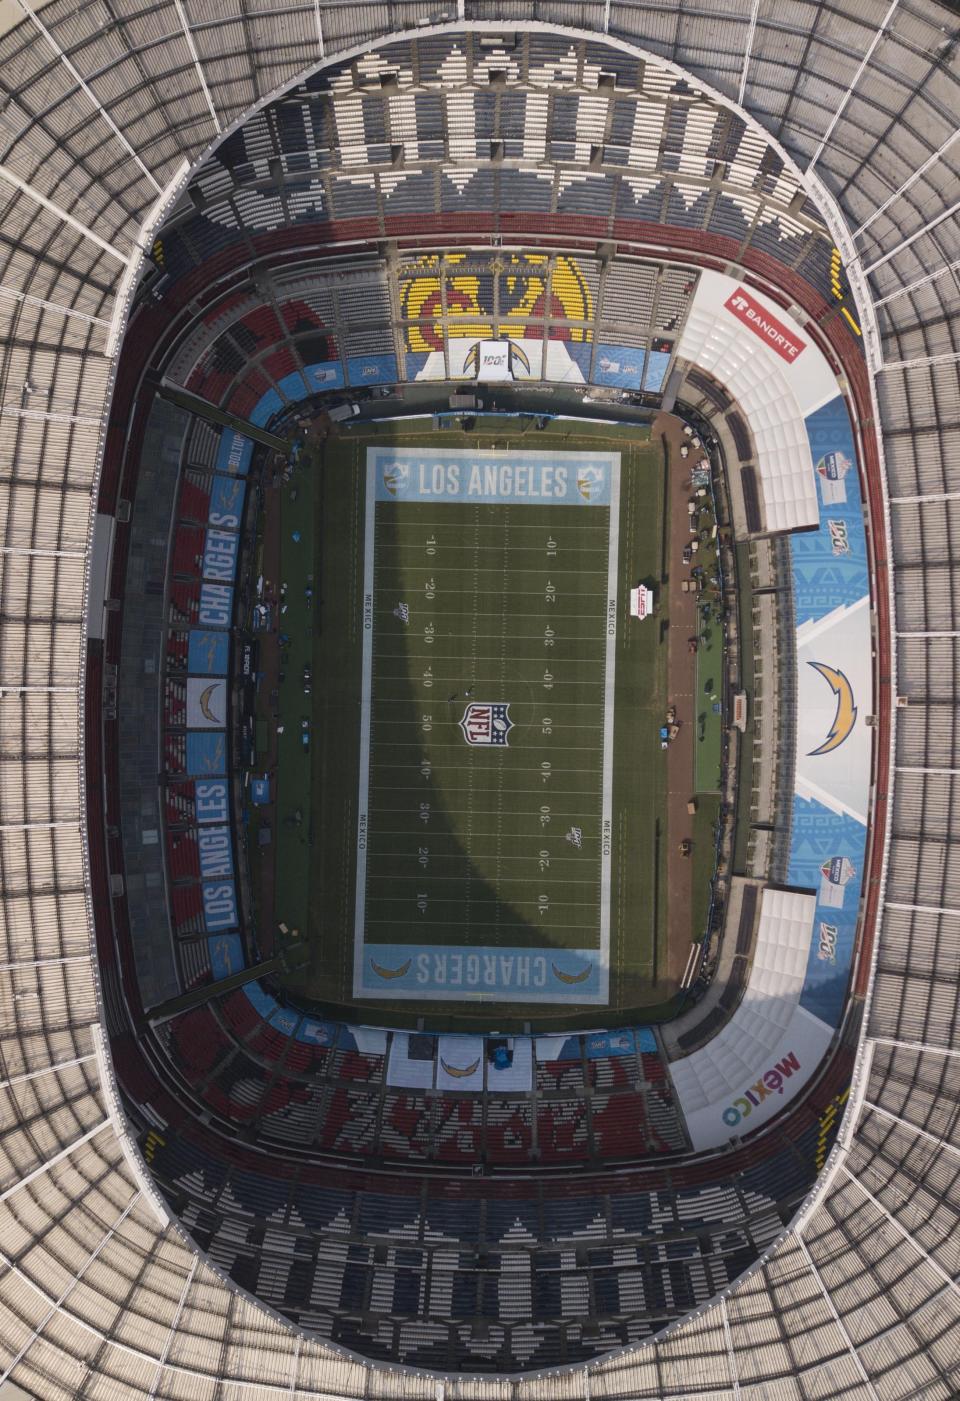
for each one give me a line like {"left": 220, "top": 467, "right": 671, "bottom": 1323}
{"left": 807, "top": 662, "right": 857, "bottom": 755}
{"left": 186, "top": 678, "right": 227, "bottom": 729}
{"left": 398, "top": 251, "right": 593, "bottom": 355}
{"left": 440, "top": 1055, "right": 481, "bottom": 1079}
{"left": 463, "top": 339, "right": 532, "bottom": 379}
{"left": 459, "top": 702, "right": 513, "bottom": 747}
{"left": 816, "top": 451, "right": 852, "bottom": 505}
{"left": 819, "top": 856, "right": 856, "bottom": 909}
{"left": 551, "top": 959, "right": 592, "bottom": 985}
{"left": 827, "top": 518, "right": 851, "bottom": 555}
{"left": 210, "top": 936, "right": 241, "bottom": 976}
{"left": 816, "top": 922, "right": 838, "bottom": 964}
{"left": 576, "top": 465, "right": 606, "bottom": 501}
{"left": 381, "top": 462, "right": 411, "bottom": 498}
{"left": 370, "top": 956, "right": 412, "bottom": 980}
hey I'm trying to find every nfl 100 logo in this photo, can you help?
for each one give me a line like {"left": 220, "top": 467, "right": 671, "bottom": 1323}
{"left": 459, "top": 702, "right": 513, "bottom": 747}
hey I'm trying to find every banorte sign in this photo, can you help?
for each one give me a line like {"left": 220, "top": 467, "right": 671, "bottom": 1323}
{"left": 724, "top": 287, "right": 807, "bottom": 363}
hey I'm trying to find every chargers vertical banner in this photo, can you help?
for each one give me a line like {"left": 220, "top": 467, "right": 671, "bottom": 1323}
{"left": 790, "top": 394, "right": 871, "bottom": 1028}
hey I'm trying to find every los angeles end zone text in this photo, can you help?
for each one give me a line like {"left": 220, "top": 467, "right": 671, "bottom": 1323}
{"left": 355, "top": 447, "right": 621, "bottom": 1004}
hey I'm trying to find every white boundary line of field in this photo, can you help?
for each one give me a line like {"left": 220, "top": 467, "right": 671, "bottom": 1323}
{"left": 599, "top": 458, "right": 621, "bottom": 1006}
{"left": 352, "top": 470, "right": 377, "bottom": 999}
{"left": 354, "top": 448, "right": 620, "bottom": 1003}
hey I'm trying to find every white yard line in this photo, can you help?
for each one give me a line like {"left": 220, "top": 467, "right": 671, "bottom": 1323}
{"left": 367, "top": 741, "right": 606, "bottom": 752}
{"left": 359, "top": 446, "right": 619, "bottom": 1005}
{"left": 376, "top": 563, "right": 611, "bottom": 574}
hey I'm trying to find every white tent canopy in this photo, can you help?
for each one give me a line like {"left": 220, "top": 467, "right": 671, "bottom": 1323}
{"left": 630, "top": 585, "right": 654, "bottom": 619}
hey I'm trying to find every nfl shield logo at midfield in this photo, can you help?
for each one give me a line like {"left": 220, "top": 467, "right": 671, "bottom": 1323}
{"left": 459, "top": 702, "right": 513, "bottom": 747}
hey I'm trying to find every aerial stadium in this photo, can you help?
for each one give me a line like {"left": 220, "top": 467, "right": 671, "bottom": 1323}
{"left": 0, "top": 0, "right": 957, "bottom": 1396}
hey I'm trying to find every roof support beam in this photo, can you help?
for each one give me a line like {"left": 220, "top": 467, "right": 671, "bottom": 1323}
{"left": 720, "top": 1297, "right": 741, "bottom": 1399}
{"left": 882, "top": 349, "right": 960, "bottom": 372}
{"left": 885, "top": 900, "right": 960, "bottom": 918}
{"left": 808, "top": 0, "right": 899, "bottom": 173}
{"left": 839, "top": 1163, "right": 960, "bottom": 1300}
{"left": 0, "top": 954, "right": 87, "bottom": 972}
{"left": 0, "top": 1052, "right": 96, "bottom": 1093}
{"left": 890, "top": 489, "right": 960, "bottom": 503}
{"left": 13, "top": 0, "right": 162, "bottom": 194}
{"left": 868, "top": 1035, "right": 960, "bottom": 1061}
{"left": 0, "top": 284, "right": 111, "bottom": 329}
{"left": 312, "top": 0, "right": 325, "bottom": 55}
{"left": 864, "top": 1098, "right": 960, "bottom": 1161}
{"left": 288, "top": 1334, "right": 302, "bottom": 1395}
{"left": 0, "top": 165, "right": 128, "bottom": 263}
{"left": 171, "top": 0, "right": 222, "bottom": 134}
{"left": 147, "top": 1257, "right": 198, "bottom": 1399}
{"left": 873, "top": 255, "right": 960, "bottom": 308}
{"left": 0, "top": 1118, "right": 111, "bottom": 1205}
{"left": 854, "top": 126, "right": 960, "bottom": 240}
{"left": 738, "top": 0, "right": 760, "bottom": 106}
{"left": 861, "top": 197, "right": 960, "bottom": 276}
{"left": 0, "top": 546, "right": 85, "bottom": 559}
{"left": 896, "top": 766, "right": 960, "bottom": 777}
{"left": 0, "top": 403, "right": 103, "bottom": 427}
{"left": 795, "top": 1235, "right": 880, "bottom": 1399}
{"left": 0, "top": 686, "right": 76, "bottom": 695}
{"left": 0, "top": 1189, "right": 141, "bottom": 1386}
{"left": 897, "top": 630, "right": 960, "bottom": 639}
{"left": 0, "top": 823, "right": 80, "bottom": 836}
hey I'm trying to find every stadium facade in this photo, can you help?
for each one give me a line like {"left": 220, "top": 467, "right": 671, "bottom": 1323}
{"left": 0, "top": 1, "right": 958, "bottom": 1397}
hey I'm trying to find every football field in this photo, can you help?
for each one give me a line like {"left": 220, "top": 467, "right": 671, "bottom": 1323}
{"left": 355, "top": 447, "right": 619, "bottom": 1004}
{"left": 269, "top": 418, "right": 680, "bottom": 1027}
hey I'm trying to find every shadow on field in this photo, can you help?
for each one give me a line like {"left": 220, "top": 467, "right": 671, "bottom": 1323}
{"left": 365, "top": 504, "right": 572, "bottom": 959}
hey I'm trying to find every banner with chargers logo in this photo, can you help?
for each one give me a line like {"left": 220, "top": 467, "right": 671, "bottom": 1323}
{"left": 208, "top": 932, "right": 244, "bottom": 978}
{"left": 409, "top": 335, "right": 590, "bottom": 384}
{"left": 789, "top": 393, "right": 871, "bottom": 1029}
{"left": 208, "top": 475, "right": 246, "bottom": 531}
{"left": 187, "top": 630, "right": 229, "bottom": 675}
{"left": 214, "top": 430, "right": 252, "bottom": 477}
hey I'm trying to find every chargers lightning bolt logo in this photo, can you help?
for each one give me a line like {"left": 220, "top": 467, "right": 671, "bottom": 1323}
{"left": 808, "top": 662, "right": 857, "bottom": 755}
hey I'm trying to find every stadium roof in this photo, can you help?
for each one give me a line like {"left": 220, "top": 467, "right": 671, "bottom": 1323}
{"left": 0, "top": 0, "right": 958, "bottom": 1396}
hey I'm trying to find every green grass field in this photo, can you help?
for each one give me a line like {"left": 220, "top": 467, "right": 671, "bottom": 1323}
{"left": 266, "top": 417, "right": 704, "bottom": 1029}
{"left": 363, "top": 496, "right": 611, "bottom": 957}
